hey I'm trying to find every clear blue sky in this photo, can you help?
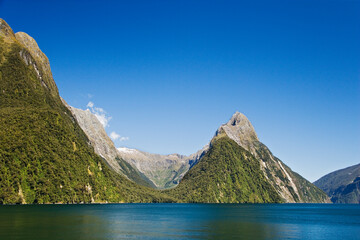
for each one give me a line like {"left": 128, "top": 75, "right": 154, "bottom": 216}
{"left": 1, "top": 0, "right": 359, "bottom": 181}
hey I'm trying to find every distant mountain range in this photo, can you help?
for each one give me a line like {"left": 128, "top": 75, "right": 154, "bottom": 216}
{"left": 69, "top": 102, "right": 329, "bottom": 203}
{"left": 0, "top": 18, "right": 330, "bottom": 204}
{"left": 314, "top": 164, "right": 360, "bottom": 203}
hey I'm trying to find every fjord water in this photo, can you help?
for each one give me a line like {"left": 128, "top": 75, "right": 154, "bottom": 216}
{"left": 0, "top": 204, "right": 359, "bottom": 240}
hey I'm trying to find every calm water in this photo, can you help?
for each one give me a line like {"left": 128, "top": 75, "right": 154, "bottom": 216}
{"left": 0, "top": 204, "right": 359, "bottom": 240}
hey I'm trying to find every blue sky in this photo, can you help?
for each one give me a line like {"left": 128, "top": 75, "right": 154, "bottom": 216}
{"left": 1, "top": 0, "right": 359, "bottom": 181}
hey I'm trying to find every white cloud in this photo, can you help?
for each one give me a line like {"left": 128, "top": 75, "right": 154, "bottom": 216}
{"left": 110, "top": 131, "right": 129, "bottom": 142}
{"left": 87, "top": 101, "right": 94, "bottom": 108}
{"left": 85, "top": 102, "right": 129, "bottom": 142}
{"left": 119, "top": 136, "right": 129, "bottom": 141}
{"left": 110, "top": 131, "right": 120, "bottom": 140}
{"left": 86, "top": 101, "right": 111, "bottom": 128}
{"left": 95, "top": 113, "right": 112, "bottom": 128}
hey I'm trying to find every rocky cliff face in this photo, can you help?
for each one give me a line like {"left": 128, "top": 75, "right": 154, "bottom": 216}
{"left": 216, "top": 112, "right": 258, "bottom": 155}
{"left": 64, "top": 103, "right": 121, "bottom": 173}
{"left": 314, "top": 163, "right": 360, "bottom": 203}
{"left": 63, "top": 103, "right": 155, "bottom": 188}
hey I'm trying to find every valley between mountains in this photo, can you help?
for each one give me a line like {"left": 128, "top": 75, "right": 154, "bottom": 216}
{"left": 0, "top": 19, "right": 332, "bottom": 204}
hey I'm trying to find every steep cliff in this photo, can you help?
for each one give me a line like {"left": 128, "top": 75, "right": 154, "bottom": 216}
{"left": 64, "top": 104, "right": 155, "bottom": 188}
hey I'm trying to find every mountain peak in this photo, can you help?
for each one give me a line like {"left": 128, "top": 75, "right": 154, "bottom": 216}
{"left": 227, "top": 111, "right": 252, "bottom": 126}
{"left": 14, "top": 30, "right": 58, "bottom": 97}
{"left": 215, "top": 112, "right": 258, "bottom": 152}
{"left": 0, "top": 19, "right": 16, "bottom": 41}
{"left": 15, "top": 32, "right": 44, "bottom": 59}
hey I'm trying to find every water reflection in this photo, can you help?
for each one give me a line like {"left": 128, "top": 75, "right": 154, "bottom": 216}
{"left": 0, "top": 204, "right": 359, "bottom": 239}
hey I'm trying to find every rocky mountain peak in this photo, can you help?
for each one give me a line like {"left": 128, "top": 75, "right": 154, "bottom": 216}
{"left": 227, "top": 112, "right": 257, "bottom": 133}
{"left": 215, "top": 112, "right": 258, "bottom": 152}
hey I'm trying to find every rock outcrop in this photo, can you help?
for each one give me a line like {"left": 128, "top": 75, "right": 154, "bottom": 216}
{"left": 216, "top": 112, "right": 258, "bottom": 155}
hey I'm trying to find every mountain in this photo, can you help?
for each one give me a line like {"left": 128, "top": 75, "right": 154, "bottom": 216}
{"left": 314, "top": 163, "right": 360, "bottom": 203}
{"left": 166, "top": 112, "right": 330, "bottom": 203}
{"left": 0, "top": 18, "right": 330, "bottom": 204}
{"left": 63, "top": 103, "right": 155, "bottom": 188}
{"left": 117, "top": 146, "right": 207, "bottom": 189}
{"left": 167, "top": 135, "right": 282, "bottom": 203}
{"left": 0, "top": 19, "right": 175, "bottom": 204}
{"left": 65, "top": 103, "right": 207, "bottom": 189}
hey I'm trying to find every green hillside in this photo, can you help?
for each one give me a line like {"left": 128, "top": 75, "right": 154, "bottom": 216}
{"left": 166, "top": 136, "right": 283, "bottom": 203}
{"left": 253, "top": 142, "right": 330, "bottom": 203}
{"left": 0, "top": 19, "right": 175, "bottom": 204}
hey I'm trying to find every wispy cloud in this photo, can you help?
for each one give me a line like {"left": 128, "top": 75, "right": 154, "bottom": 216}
{"left": 119, "top": 136, "right": 129, "bottom": 141}
{"left": 86, "top": 101, "right": 112, "bottom": 128}
{"left": 86, "top": 102, "right": 129, "bottom": 142}
{"left": 110, "top": 131, "right": 120, "bottom": 140}
{"left": 87, "top": 101, "right": 94, "bottom": 108}
{"left": 110, "top": 131, "right": 129, "bottom": 142}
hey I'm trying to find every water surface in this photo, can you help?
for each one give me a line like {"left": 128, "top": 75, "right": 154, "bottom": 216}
{"left": 0, "top": 204, "right": 359, "bottom": 239}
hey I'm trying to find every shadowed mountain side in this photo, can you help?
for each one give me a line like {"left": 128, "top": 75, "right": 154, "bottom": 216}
{"left": 314, "top": 163, "right": 360, "bottom": 203}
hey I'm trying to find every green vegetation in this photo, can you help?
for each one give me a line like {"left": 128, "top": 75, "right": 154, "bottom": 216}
{"left": 115, "top": 157, "right": 157, "bottom": 188}
{"left": 252, "top": 142, "right": 330, "bottom": 203}
{"left": 282, "top": 164, "right": 330, "bottom": 203}
{"left": 0, "top": 19, "right": 331, "bottom": 204}
{"left": 166, "top": 136, "right": 283, "bottom": 203}
{"left": 0, "top": 32, "right": 175, "bottom": 204}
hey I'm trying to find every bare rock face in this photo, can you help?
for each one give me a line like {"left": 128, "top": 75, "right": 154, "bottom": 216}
{"left": 216, "top": 112, "right": 258, "bottom": 155}
{"left": 62, "top": 102, "right": 156, "bottom": 188}
{"left": 65, "top": 103, "right": 122, "bottom": 173}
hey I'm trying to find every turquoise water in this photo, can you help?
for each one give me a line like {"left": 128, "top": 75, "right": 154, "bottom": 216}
{"left": 0, "top": 204, "right": 359, "bottom": 239}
